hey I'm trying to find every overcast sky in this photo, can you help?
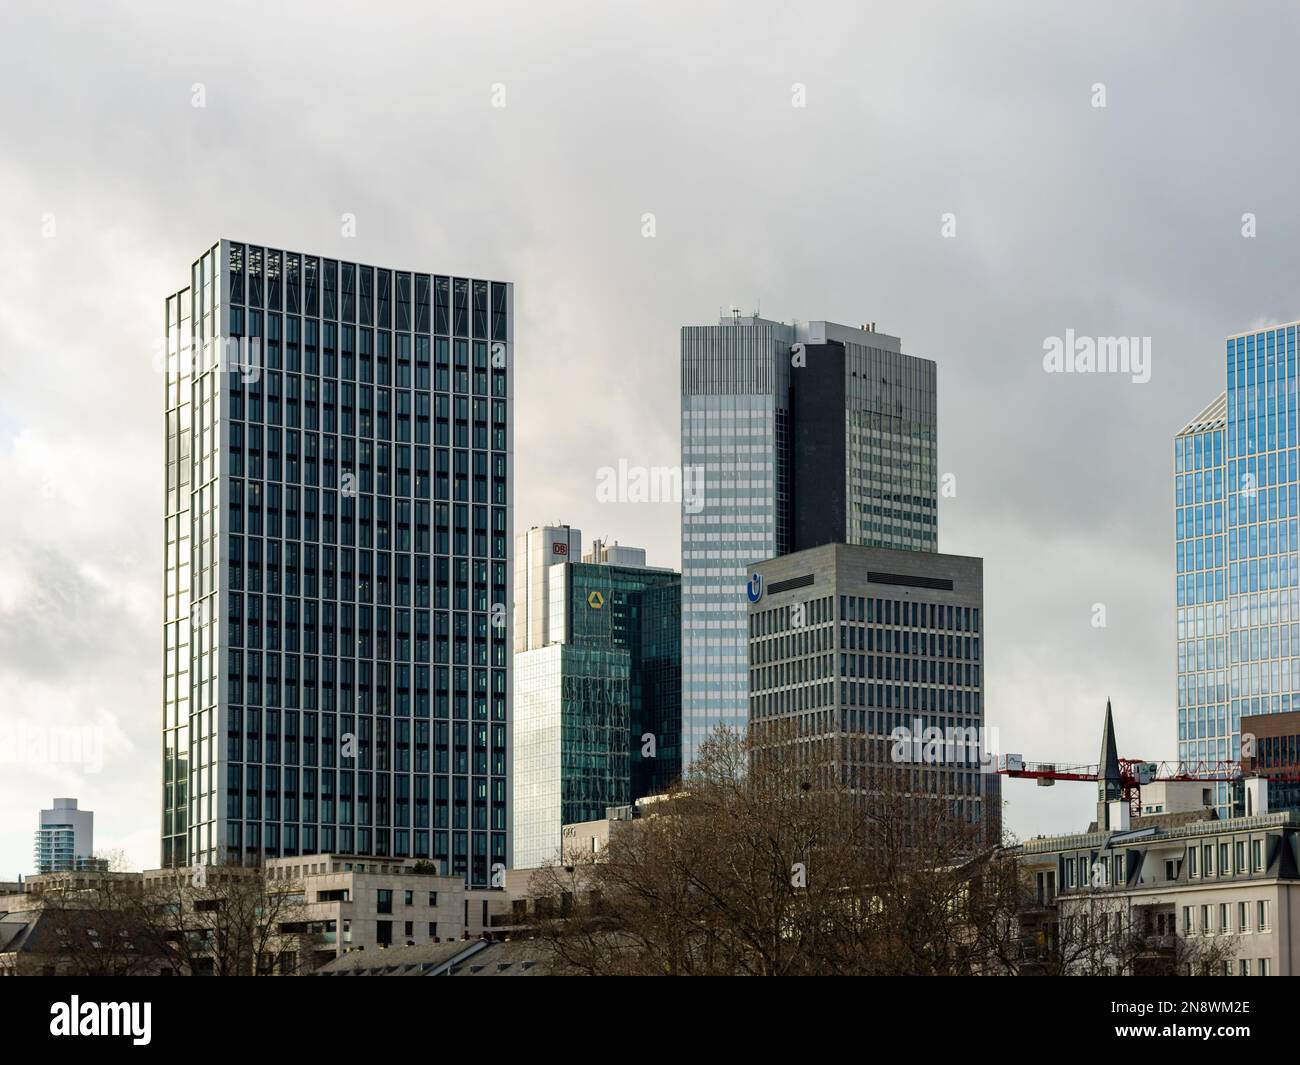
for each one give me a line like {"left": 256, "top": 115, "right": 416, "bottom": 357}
{"left": 2, "top": 0, "right": 1299, "bottom": 877}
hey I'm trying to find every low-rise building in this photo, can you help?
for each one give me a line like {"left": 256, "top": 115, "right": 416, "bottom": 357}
{"left": 1013, "top": 782, "right": 1296, "bottom": 976}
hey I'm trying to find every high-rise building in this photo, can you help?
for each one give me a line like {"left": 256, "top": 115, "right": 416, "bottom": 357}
{"left": 513, "top": 526, "right": 680, "bottom": 868}
{"left": 681, "top": 314, "right": 937, "bottom": 765}
{"left": 162, "top": 241, "right": 512, "bottom": 887}
{"left": 746, "top": 543, "right": 999, "bottom": 843}
{"left": 1175, "top": 322, "right": 1300, "bottom": 817}
{"left": 34, "top": 798, "right": 99, "bottom": 874}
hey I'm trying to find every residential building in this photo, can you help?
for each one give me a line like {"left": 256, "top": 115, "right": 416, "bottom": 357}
{"left": 746, "top": 542, "right": 1000, "bottom": 842}
{"left": 162, "top": 241, "right": 513, "bottom": 886}
{"left": 34, "top": 798, "right": 99, "bottom": 874}
{"left": 681, "top": 313, "right": 938, "bottom": 765}
{"left": 513, "top": 526, "right": 680, "bottom": 868}
{"left": 1016, "top": 783, "right": 1295, "bottom": 976}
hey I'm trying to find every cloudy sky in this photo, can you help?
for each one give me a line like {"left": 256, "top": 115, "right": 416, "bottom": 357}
{"left": 2, "top": 0, "right": 1298, "bottom": 876}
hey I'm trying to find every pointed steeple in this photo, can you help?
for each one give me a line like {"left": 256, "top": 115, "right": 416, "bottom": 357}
{"left": 1097, "top": 698, "right": 1123, "bottom": 829}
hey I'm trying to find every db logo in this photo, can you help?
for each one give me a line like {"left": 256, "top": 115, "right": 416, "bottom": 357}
{"left": 552, "top": 543, "right": 568, "bottom": 556}
{"left": 746, "top": 573, "right": 764, "bottom": 604}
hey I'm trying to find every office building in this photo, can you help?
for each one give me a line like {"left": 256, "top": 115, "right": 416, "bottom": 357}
{"left": 681, "top": 314, "right": 937, "bottom": 765}
{"left": 162, "top": 241, "right": 512, "bottom": 887}
{"left": 33, "top": 798, "right": 99, "bottom": 874}
{"left": 513, "top": 526, "right": 680, "bottom": 868}
{"left": 1240, "top": 708, "right": 1300, "bottom": 813}
{"left": 746, "top": 542, "right": 999, "bottom": 842}
{"left": 1175, "top": 321, "right": 1300, "bottom": 816}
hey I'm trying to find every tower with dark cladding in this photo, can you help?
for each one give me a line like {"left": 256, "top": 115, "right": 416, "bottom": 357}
{"left": 1098, "top": 699, "right": 1124, "bottom": 829}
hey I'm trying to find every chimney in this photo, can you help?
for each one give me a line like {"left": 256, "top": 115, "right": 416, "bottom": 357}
{"left": 1245, "top": 775, "right": 1269, "bottom": 817}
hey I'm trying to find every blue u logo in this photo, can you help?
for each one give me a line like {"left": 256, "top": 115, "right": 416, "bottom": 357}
{"left": 746, "top": 573, "right": 764, "bottom": 603}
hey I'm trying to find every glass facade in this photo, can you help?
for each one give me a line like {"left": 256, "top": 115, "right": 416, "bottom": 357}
{"left": 512, "top": 556, "right": 680, "bottom": 868}
{"left": 1177, "top": 323, "right": 1300, "bottom": 817}
{"left": 680, "top": 317, "right": 937, "bottom": 767}
{"left": 163, "top": 240, "right": 512, "bottom": 888}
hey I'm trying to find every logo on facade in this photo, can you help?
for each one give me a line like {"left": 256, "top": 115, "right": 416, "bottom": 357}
{"left": 552, "top": 542, "right": 569, "bottom": 556}
{"left": 587, "top": 591, "right": 605, "bottom": 609}
{"left": 746, "top": 573, "right": 764, "bottom": 603}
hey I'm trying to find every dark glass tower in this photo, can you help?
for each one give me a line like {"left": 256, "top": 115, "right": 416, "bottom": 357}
{"left": 512, "top": 528, "right": 679, "bottom": 868}
{"left": 162, "top": 240, "right": 512, "bottom": 888}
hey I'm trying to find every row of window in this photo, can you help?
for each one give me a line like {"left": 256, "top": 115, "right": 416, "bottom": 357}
{"left": 227, "top": 245, "right": 508, "bottom": 342}
{"left": 1184, "top": 900, "right": 1271, "bottom": 935}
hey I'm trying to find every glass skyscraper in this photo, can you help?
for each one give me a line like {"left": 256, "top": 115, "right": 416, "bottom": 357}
{"left": 162, "top": 240, "right": 512, "bottom": 887}
{"left": 1176, "top": 322, "right": 1300, "bottom": 817}
{"left": 512, "top": 527, "right": 680, "bottom": 868}
{"left": 680, "top": 315, "right": 937, "bottom": 766}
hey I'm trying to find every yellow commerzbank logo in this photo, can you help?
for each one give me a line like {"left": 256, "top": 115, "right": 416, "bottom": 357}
{"left": 587, "top": 591, "right": 605, "bottom": 609}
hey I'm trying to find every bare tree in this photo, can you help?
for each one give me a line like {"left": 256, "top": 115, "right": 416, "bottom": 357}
{"left": 527, "top": 725, "right": 1004, "bottom": 975}
{"left": 129, "top": 865, "right": 323, "bottom": 976}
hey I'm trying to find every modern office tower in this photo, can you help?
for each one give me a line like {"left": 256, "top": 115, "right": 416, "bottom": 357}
{"left": 513, "top": 526, "right": 680, "bottom": 868}
{"left": 162, "top": 241, "right": 512, "bottom": 887}
{"left": 1175, "top": 323, "right": 1300, "bottom": 818}
{"left": 746, "top": 543, "right": 1000, "bottom": 843}
{"left": 34, "top": 798, "right": 97, "bottom": 874}
{"left": 681, "top": 314, "right": 938, "bottom": 765}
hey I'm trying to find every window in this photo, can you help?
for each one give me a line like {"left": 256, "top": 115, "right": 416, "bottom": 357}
{"left": 1258, "top": 900, "right": 1269, "bottom": 930}
{"left": 1183, "top": 906, "right": 1193, "bottom": 934}
{"left": 1203, "top": 844, "right": 1214, "bottom": 875}
{"left": 428, "top": 922, "right": 438, "bottom": 938}
{"left": 1189, "top": 848, "right": 1198, "bottom": 877}
{"left": 1240, "top": 958, "right": 1250, "bottom": 976}
{"left": 1259, "top": 958, "right": 1270, "bottom": 976}
{"left": 1201, "top": 905, "right": 1211, "bottom": 932}
{"left": 1252, "top": 839, "right": 1262, "bottom": 871}
{"left": 1219, "top": 903, "right": 1229, "bottom": 933}
{"left": 1235, "top": 841, "right": 1245, "bottom": 873}
{"left": 404, "top": 921, "right": 413, "bottom": 937}
{"left": 404, "top": 889, "right": 413, "bottom": 906}
{"left": 1239, "top": 901, "right": 1250, "bottom": 932}
{"left": 376, "top": 920, "right": 392, "bottom": 946}
{"left": 428, "top": 890, "right": 438, "bottom": 906}
{"left": 377, "top": 888, "right": 392, "bottom": 914}
{"left": 1219, "top": 843, "right": 1229, "bottom": 875}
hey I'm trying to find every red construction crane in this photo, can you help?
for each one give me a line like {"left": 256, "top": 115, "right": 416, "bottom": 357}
{"left": 995, "top": 755, "right": 1240, "bottom": 815}
{"left": 993, "top": 699, "right": 1240, "bottom": 817}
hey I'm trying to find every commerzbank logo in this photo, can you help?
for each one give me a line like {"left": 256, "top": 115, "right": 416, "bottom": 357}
{"left": 745, "top": 573, "right": 764, "bottom": 604}
{"left": 587, "top": 591, "right": 605, "bottom": 609}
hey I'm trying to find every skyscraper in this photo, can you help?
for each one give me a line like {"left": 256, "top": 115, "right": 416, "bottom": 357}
{"left": 1176, "top": 322, "right": 1300, "bottom": 818}
{"left": 680, "top": 314, "right": 937, "bottom": 765}
{"left": 512, "top": 526, "right": 680, "bottom": 868}
{"left": 162, "top": 241, "right": 512, "bottom": 887}
{"left": 747, "top": 543, "right": 999, "bottom": 843}
{"left": 34, "top": 798, "right": 99, "bottom": 874}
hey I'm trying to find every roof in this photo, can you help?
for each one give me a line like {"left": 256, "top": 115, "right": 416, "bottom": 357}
{"left": 1176, "top": 391, "right": 1227, "bottom": 436}
{"left": 315, "top": 938, "right": 475, "bottom": 976}
{"left": 445, "top": 938, "right": 553, "bottom": 976}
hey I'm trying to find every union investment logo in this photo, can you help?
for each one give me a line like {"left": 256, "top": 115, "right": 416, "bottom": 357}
{"left": 746, "top": 573, "right": 764, "bottom": 604}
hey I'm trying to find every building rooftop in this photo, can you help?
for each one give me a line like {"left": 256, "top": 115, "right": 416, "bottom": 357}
{"left": 1176, "top": 391, "right": 1227, "bottom": 436}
